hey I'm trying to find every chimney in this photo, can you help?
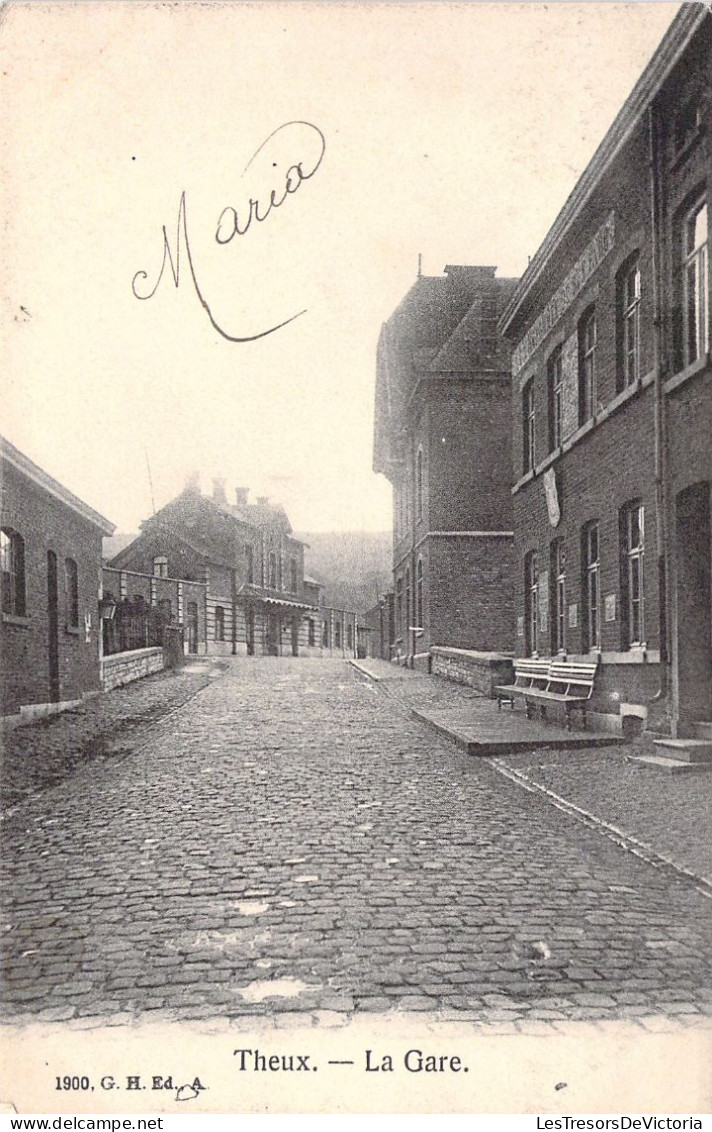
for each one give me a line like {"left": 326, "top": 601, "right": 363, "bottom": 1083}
{"left": 212, "top": 477, "right": 227, "bottom": 504}
{"left": 185, "top": 471, "right": 200, "bottom": 494}
{"left": 256, "top": 496, "right": 269, "bottom": 506}
{"left": 235, "top": 487, "right": 249, "bottom": 507}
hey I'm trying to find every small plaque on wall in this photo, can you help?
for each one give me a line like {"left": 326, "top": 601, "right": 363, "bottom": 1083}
{"left": 568, "top": 603, "right": 578, "bottom": 628}
{"left": 605, "top": 593, "right": 617, "bottom": 622}
{"left": 516, "top": 615, "right": 524, "bottom": 638}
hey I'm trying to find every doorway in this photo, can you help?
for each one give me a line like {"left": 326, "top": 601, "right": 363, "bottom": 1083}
{"left": 47, "top": 551, "right": 60, "bottom": 702}
{"left": 675, "top": 481, "right": 712, "bottom": 728}
{"left": 186, "top": 601, "right": 199, "bottom": 654}
{"left": 291, "top": 617, "right": 300, "bottom": 657}
{"left": 266, "top": 611, "right": 280, "bottom": 656}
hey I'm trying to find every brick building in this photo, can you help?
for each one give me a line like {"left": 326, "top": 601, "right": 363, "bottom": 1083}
{"left": 373, "top": 265, "right": 518, "bottom": 668}
{"left": 110, "top": 476, "right": 320, "bottom": 657}
{"left": 500, "top": 6, "right": 711, "bottom": 736}
{"left": 1, "top": 436, "right": 115, "bottom": 717}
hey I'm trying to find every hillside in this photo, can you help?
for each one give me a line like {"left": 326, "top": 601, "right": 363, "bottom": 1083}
{"left": 298, "top": 531, "right": 391, "bottom": 614}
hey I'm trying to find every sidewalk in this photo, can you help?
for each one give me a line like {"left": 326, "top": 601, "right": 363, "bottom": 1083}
{"left": 350, "top": 658, "right": 712, "bottom": 887}
{"left": 0, "top": 660, "right": 222, "bottom": 814}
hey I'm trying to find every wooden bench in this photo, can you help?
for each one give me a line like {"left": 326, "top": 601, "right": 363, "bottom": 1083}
{"left": 495, "top": 659, "right": 550, "bottom": 710}
{"left": 495, "top": 658, "right": 599, "bottom": 731}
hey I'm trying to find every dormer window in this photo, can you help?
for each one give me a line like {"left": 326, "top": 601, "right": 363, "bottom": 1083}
{"left": 152, "top": 556, "right": 168, "bottom": 578}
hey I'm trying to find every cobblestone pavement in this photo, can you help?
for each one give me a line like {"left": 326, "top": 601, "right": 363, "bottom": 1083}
{"left": 2, "top": 658, "right": 712, "bottom": 1029}
{"left": 361, "top": 661, "right": 712, "bottom": 884}
{"left": 1, "top": 664, "right": 219, "bottom": 813}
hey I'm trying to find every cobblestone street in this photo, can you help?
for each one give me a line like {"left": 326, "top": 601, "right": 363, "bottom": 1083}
{"left": 2, "top": 658, "right": 712, "bottom": 1030}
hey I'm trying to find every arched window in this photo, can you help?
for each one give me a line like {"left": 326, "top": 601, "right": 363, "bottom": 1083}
{"left": 1, "top": 528, "right": 26, "bottom": 617}
{"left": 550, "top": 540, "right": 566, "bottom": 654}
{"left": 617, "top": 254, "right": 641, "bottom": 390}
{"left": 578, "top": 306, "right": 597, "bottom": 423}
{"left": 547, "top": 346, "right": 563, "bottom": 451}
{"left": 64, "top": 558, "right": 79, "bottom": 627}
{"left": 268, "top": 552, "right": 277, "bottom": 589}
{"left": 416, "top": 558, "right": 423, "bottom": 627}
{"left": 680, "top": 194, "right": 708, "bottom": 368}
{"left": 523, "top": 378, "right": 536, "bottom": 471}
{"left": 214, "top": 605, "right": 225, "bottom": 641}
{"left": 620, "top": 502, "right": 645, "bottom": 648}
{"left": 524, "top": 551, "right": 539, "bottom": 656}
{"left": 405, "top": 567, "right": 411, "bottom": 632}
{"left": 582, "top": 522, "right": 601, "bottom": 651}
{"left": 416, "top": 449, "right": 424, "bottom": 519}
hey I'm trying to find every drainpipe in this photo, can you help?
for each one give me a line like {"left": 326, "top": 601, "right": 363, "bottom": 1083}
{"left": 648, "top": 101, "right": 670, "bottom": 706}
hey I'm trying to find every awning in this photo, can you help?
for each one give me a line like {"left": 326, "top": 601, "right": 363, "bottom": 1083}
{"left": 256, "top": 596, "right": 319, "bottom": 612}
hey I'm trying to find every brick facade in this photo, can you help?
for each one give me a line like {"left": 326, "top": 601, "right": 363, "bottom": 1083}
{"left": 1, "top": 438, "right": 114, "bottom": 716}
{"left": 374, "top": 265, "right": 517, "bottom": 666}
{"left": 501, "top": 8, "right": 712, "bottom": 735}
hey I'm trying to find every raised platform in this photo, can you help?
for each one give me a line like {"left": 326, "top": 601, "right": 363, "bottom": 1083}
{"left": 412, "top": 698, "right": 623, "bottom": 755}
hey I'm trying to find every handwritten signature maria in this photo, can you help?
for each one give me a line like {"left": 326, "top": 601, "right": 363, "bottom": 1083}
{"left": 131, "top": 121, "right": 326, "bottom": 342}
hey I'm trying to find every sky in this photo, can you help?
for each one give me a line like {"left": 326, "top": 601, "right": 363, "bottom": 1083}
{"left": 1, "top": 0, "right": 680, "bottom": 533}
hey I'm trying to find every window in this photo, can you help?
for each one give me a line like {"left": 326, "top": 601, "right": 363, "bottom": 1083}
{"left": 618, "top": 256, "right": 641, "bottom": 389}
{"left": 416, "top": 558, "right": 423, "bottom": 627}
{"left": 322, "top": 620, "right": 329, "bottom": 647}
{"left": 268, "top": 552, "right": 277, "bottom": 589}
{"left": 583, "top": 522, "right": 601, "bottom": 650}
{"left": 523, "top": 379, "right": 536, "bottom": 472}
{"left": 1, "top": 528, "right": 26, "bottom": 616}
{"left": 550, "top": 540, "right": 566, "bottom": 654}
{"left": 524, "top": 551, "right": 539, "bottom": 656}
{"left": 547, "top": 346, "right": 563, "bottom": 451}
{"left": 681, "top": 196, "right": 709, "bottom": 368}
{"left": 214, "top": 605, "right": 225, "bottom": 641}
{"left": 335, "top": 621, "right": 341, "bottom": 649}
{"left": 307, "top": 618, "right": 315, "bottom": 647}
{"left": 245, "top": 544, "right": 254, "bottom": 584}
{"left": 579, "top": 307, "right": 597, "bottom": 423}
{"left": 64, "top": 558, "right": 79, "bottom": 627}
{"left": 621, "top": 503, "right": 645, "bottom": 647}
{"left": 152, "top": 556, "right": 168, "bottom": 578}
{"left": 416, "top": 449, "right": 423, "bottom": 519}
{"left": 347, "top": 623, "right": 353, "bottom": 650}
{"left": 289, "top": 557, "right": 297, "bottom": 593}
{"left": 405, "top": 567, "right": 411, "bottom": 633}
{"left": 396, "top": 577, "right": 403, "bottom": 638}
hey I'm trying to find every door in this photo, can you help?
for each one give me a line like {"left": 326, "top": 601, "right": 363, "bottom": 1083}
{"left": 266, "top": 611, "right": 279, "bottom": 656}
{"left": 186, "top": 601, "right": 198, "bottom": 654}
{"left": 246, "top": 606, "right": 255, "bottom": 656}
{"left": 675, "top": 482, "right": 712, "bottom": 728}
{"left": 291, "top": 617, "right": 299, "bottom": 657}
{"left": 47, "top": 551, "right": 60, "bottom": 702}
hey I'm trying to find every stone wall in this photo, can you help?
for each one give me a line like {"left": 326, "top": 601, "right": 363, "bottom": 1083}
{"left": 431, "top": 647, "right": 513, "bottom": 698}
{"left": 101, "top": 647, "right": 164, "bottom": 691}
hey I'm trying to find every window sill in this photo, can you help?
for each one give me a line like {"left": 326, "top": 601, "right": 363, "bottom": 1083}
{"left": 2, "top": 613, "right": 30, "bottom": 628}
{"left": 664, "top": 352, "right": 709, "bottom": 395}
{"left": 64, "top": 625, "right": 81, "bottom": 636}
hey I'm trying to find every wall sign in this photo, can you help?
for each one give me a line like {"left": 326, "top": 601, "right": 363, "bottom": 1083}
{"left": 543, "top": 468, "right": 561, "bottom": 527}
{"left": 512, "top": 212, "right": 616, "bottom": 374}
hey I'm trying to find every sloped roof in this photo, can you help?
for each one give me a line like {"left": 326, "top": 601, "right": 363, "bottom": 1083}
{"left": 1, "top": 434, "right": 115, "bottom": 535}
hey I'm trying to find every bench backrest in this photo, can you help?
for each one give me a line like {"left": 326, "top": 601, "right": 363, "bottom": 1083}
{"left": 547, "top": 661, "right": 598, "bottom": 694}
{"left": 513, "top": 659, "right": 550, "bottom": 683}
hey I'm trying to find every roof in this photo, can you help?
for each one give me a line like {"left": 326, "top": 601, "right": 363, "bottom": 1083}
{"left": 500, "top": 4, "right": 708, "bottom": 335}
{"left": 1, "top": 435, "right": 115, "bottom": 536}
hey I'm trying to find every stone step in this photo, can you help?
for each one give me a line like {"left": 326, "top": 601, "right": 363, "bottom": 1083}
{"left": 652, "top": 738, "right": 712, "bottom": 763}
{"left": 626, "top": 753, "right": 712, "bottom": 775}
{"left": 691, "top": 721, "right": 712, "bottom": 740}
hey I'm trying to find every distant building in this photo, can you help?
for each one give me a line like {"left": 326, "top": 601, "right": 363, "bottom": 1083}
{"left": 1, "top": 436, "right": 115, "bottom": 716}
{"left": 499, "top": 6, "right": 711, "bottom": 736}
{"left": 109, "top": 477, "right": 319, "bottom": 657}
{"left": 373, "top": 264, "right": 518, "bottom": 668}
